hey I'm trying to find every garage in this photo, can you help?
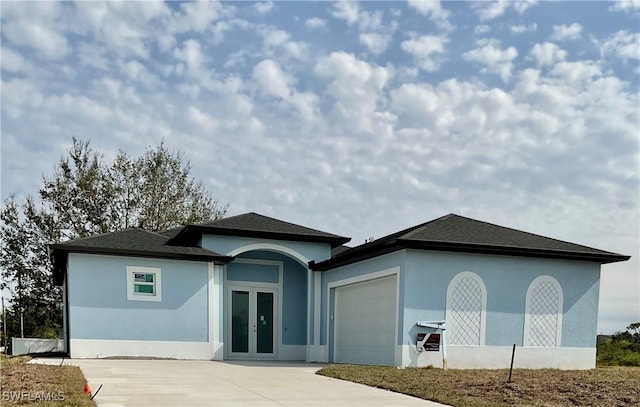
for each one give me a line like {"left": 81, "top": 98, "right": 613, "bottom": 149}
{"left": 333, "top": 275, "right": 397, "bottom": 366}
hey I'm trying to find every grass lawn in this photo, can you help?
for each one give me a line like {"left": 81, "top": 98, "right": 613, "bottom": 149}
{"left": 318, "top": 365, "right": 640, "bottom": 407}
{"left": 0, "top": 356, "right": 96, "bottom": 406}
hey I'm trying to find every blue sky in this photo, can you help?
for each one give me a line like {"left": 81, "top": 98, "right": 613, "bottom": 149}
{"left": 1, "top": 0, "right": 638, "bottom": 333}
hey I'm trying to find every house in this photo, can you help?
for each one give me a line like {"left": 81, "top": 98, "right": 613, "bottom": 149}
{"left": 50, "top": 213, "right": 629, "bottom": 369}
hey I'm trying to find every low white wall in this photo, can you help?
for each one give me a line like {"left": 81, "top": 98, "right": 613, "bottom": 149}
{"left": 12, "top": 338, "right": 64, "bottom": 356}
{"left": 278, "top": 344, "right": 306, "bottom": 361}
{"left": 71, "top": 340, "right": 309, "bottom": 361}
{"left": 401, "top": 345, "right": 596, "bottom": 370}
{"left": 307, "top": 345, "right": 327, "bottom": 362}
{"left": 70, "top": 339, "right": 224, "bottom": 360}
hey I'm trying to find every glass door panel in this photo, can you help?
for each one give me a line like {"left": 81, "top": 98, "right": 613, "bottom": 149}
{"left": 231, "top": 290, "right": 249, "bottom": 353}
{"left": 256, "top": 291, "right": 274, "bottom": 354}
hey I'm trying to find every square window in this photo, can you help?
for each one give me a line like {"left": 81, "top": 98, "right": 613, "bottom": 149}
{"left": 127, "top": 266, "right": 162, "bottom": 302}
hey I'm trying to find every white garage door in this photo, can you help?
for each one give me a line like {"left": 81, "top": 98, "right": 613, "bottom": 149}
{"left": 334, "top": 275, "right": 397, "bottom": 366}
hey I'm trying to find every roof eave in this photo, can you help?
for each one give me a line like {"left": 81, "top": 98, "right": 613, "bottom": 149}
{"left": 169, "top": 225, "right": 351, "bottom": 248}
{"left": 49, "top": 244, "right": 233, "bottom": 264}
{"left": 398, "top": 239, "right": 630, "bottom": 264}
{"left": 311, "top": 238, "right": 630, "bottom": 272}
{"left": 310, "top": 240, "right": 402, "bottom": 271}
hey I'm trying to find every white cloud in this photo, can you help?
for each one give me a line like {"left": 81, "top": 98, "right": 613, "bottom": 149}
{"left": 473, "top": 0, "right": 509, "bottom": 21}
{"left": 121, "top": 60, "right": 158, "bottom": 88}
{"left": 1, "top": 47, "right": 25, "bottom": 72}
{"left": 329, "top": 3, "right": 397, "bottom": 56}
{"left": 71, "top": 1, "right": 172, "bottom": 60}
{"left": 511, "top": 23, "right": 537, "bottom": 33}
{"left": 76, "top": 42, "right": 110, "bottom": 70}
{"left": 172, "top": 39, "right": 204, "bottom": 76}
{"left": 551, "top": 23, "right": 583, "bottom": 41}
{"left": 331, "top": 1, "right": 359, "bottom": 25}
{"left": 0, "top": 2, "right": 70, "bottom": 60}
{"left": 315, "top": 52, "right": 392, "bottom": 133}
{"left": 513, "top": 0, "right": 539, "bottom": 14}
{"left": 530, "top": 42, "right": 567, "bottom": 67}
{"left": 609, "top": 0, "right": 640, "bottom": 12}
{"left": 157, "top": 35, "right": 176, "bottom": 53}
{"left": 599, "top": 30, "right": 640, "bottom": 61}
{"left": 548, "top": 61, "right": 602, "bottom": 87}
{"left": 401, "top": 35, "right": 447, "bottom": 72}
{"left": 252, "top": 59, "right": 292, "bottom": 99}
{"left": 289, "top": 91, "right": 320, "bottom": 120}
{"left": 464, "top": 40, "right": 518, "bottom": 81}
{"left": 305, "top": 17, "right": 326, "bottom": 29}
{"left": 1, "top": 78, "right": 44, "bottom": 119}
{"left": 473, "top": 0, "right": 538, "bottom": 21}
{"left": 168, "top": 0, "right": 233, "bottom": 33}
{"left": 407, "top": 0, "right": 452, "bottom": 30}
{"left": 261, "top": 27, "right": 309, "bottom": 60}
{"left": 330, "top": 0, "right": 398, "bottom": 51}
{"left": 359, "top": 32, "right": 392, "bottom": 55}
{"left": 254, "top": 1, "right": 274, "bottom": 15}
{"left": 474, "top": 24, "right": 491, "bottom": 34}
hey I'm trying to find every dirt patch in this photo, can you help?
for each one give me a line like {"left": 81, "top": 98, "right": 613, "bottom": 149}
{"left": 0, "top": 356, "right": 96, "bottom": 406}
{"left": 318, "top": 365, "right": 640, "bottom": 407}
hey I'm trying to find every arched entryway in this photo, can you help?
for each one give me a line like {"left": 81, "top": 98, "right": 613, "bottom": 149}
{"left": 223, "top": 244, "right": 311, "bottom": 361}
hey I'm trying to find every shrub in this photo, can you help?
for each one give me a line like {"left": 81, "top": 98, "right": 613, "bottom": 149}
{"left": 596, "top": 327, "right": 640, "bottom": 367}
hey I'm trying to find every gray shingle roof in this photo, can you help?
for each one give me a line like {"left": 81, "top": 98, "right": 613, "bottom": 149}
{"left": 311, "top": 214, "right": 630, "bottom": 270}
{"left": 331, "top": 245, "right": 352, "bottom": 257}
{"left": 51, "top": 228, "right": 229, "bottom": 262}
{"left": 156, "top": 226, "right": 184, "bottom": 239}
{"left": 169, "top": 212, "right": 350, "bottom": 247}
{"left": 399, "top": 214, "right": 621, "bottom": 255}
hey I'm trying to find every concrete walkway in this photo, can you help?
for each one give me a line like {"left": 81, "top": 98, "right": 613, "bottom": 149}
{"left": 32, "top": 358, "right": 448, "bottom": 407}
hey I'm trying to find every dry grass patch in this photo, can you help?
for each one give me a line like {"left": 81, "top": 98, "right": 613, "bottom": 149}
{"left": 318, "top": 365, "right": 640, "bottom": 407}
{"left": 0, "top": 356, "right": 95, "bottom": 406}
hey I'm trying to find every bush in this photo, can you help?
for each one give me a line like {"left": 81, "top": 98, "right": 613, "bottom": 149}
{"left": 597, "top": 330, "right": 640, "bottom": 367}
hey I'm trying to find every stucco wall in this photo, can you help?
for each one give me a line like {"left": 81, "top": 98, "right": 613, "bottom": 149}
{"left": 67, "top": 253, "right": 210, "bottom": 342}
{"left": 318, "top": 248, "right": 601, "bottom": 368}
{"left": 403, "top": 250, "right": 601, "bottom": 348}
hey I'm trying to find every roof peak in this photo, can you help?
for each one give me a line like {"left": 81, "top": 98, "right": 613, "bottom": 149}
{"left": 173, "top": 212, "right": 351, "bottom": 247}
{"left": 404, "top": 213, "right": 612, "bottom": 254}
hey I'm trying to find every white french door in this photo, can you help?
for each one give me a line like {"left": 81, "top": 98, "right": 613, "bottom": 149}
{"left": 226, "top": 286, "right": 278, "bottom": 358}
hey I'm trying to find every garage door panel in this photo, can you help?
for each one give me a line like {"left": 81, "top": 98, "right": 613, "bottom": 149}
{"left": 334, "top": 275, "right": 397, "bottom": 366}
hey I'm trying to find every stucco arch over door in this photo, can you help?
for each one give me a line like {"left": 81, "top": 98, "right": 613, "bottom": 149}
{"left": 227, "top": 243, "right": 311, "bottom": 266}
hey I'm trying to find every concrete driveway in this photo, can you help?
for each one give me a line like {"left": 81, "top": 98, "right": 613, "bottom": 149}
{"left": 34, "top": 359, "right": 447, "bottom": 407}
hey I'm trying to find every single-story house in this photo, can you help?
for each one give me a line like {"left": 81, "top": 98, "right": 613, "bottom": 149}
{"left": 50, "top": 212, "right": 629, "bottom": 369}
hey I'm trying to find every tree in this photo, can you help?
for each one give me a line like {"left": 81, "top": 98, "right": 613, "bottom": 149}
{"left": 0, "top": 196, "right": 63, "bottom": 339}
{"left": 628, "top": 323, "right": 640, "bottom": 337}
{"left": 133, "top": 142, "right": 227, "bottom": 231}
{"left": 1, "top": 138, "right": 228, "bottom": 340}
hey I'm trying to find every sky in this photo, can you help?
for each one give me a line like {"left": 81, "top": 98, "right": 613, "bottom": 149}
{"left": 1, "top": 0, "right": 638, "bottom": 334}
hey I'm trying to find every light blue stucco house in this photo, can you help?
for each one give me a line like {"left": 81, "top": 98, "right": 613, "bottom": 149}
{"left": 51, "top": 213, "right": 629, "bottom": 369}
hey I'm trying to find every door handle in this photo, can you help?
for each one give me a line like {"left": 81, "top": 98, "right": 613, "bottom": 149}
{"left": 253, "top": 324, "right": 257, "bottom": 332}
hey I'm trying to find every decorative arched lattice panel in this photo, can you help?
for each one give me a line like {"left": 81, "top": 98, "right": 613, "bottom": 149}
{"left": 445, "top": 272, "right": 487, "bottom": 346}
{"left": 524, "top": 276, "right": 563, "bottom": 347}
